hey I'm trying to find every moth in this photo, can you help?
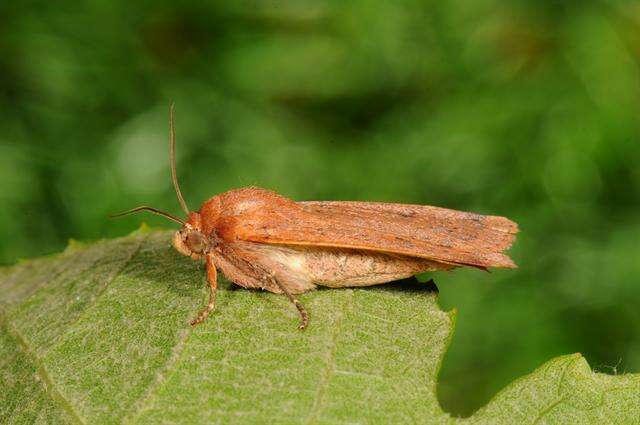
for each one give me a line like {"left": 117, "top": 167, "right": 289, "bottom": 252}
{"left": 113, "top": 105, "right": 518, "bottom": 329}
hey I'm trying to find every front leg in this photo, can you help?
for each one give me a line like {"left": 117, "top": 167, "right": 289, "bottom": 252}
{"left": 190, "top": 254, "right": 218, "bottom": 326}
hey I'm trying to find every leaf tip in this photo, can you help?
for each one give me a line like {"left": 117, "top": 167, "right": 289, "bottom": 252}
{"left": 133, "top": 222, "right": 153, "bottom": 235}
{"left": 565, "top": 352, "right": 591, "bottom": 374}
{"left": 64, "top": 238, "right": 85, "bottom": 253}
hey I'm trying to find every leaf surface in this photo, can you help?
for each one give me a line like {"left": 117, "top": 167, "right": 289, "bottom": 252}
{"left": 1, "top": 230, "right": 638, "bottom": 424}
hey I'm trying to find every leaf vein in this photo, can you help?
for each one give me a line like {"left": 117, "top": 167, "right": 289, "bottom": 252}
{"left": 123, "top": 325, "right": 194, "bottom": 424}
{"left": 306, "top": 289, "right": 353, "bottom": 424}
{"left": 0, "top": 315, "right": 86, "bottom": 425}
{"left": 47, "top": 235, "right": 147, "bottom": 350}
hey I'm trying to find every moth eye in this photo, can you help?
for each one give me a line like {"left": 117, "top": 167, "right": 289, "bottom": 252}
{"left": 186, "top": 232, "right": 205, "bottom": 253}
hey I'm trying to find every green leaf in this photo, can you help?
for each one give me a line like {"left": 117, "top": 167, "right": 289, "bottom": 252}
{"left": 1, "top": 230, "right": 638, "bottom": 424}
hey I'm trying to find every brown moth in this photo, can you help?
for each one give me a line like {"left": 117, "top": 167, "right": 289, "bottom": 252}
{"left": 113, "top": 105, "right": 518, "bottom": 329}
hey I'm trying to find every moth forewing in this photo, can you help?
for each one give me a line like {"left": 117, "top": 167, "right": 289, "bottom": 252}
{"left": 228, "top": 195, "right": 518, "bottom": 270}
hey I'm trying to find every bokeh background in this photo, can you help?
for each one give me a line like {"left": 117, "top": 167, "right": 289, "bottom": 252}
{"left": 2, "top": 0, "right": 639, "bottom": 416}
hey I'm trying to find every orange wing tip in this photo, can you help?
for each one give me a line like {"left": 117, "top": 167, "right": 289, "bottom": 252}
{"left": 487, "top": 252, "right": 518, "bottom": 269}
{"left": 500, "top": 257, "right": 518, "bottom": 269}
{"left": 489, "top": 217, "right": 519, "bottom": 269}
{"left": 486, "top": 216, "right": 520, "bottom": 234}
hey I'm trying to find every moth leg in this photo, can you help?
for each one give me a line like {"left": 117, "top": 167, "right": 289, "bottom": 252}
{"left": 190, "top": 254, "right": 218, "bottom": 326}
{"left": 269, "top": 273, "right": 309, "bottom": 330}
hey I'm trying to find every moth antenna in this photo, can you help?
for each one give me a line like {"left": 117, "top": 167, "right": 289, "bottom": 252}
{"left": 169, "top": 102, "right": 190, "bottom": 216}
{"left": 109, "top": 206, "right": 186, "bottom": 225}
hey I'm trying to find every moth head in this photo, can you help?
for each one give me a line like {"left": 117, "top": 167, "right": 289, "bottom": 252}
{"left": 173, "top": 221, "right": 208, "bottom": 259}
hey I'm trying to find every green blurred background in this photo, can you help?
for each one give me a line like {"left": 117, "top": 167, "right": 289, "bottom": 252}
{"left": 1, "top": 0, "right": 639, "bottom": 416}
